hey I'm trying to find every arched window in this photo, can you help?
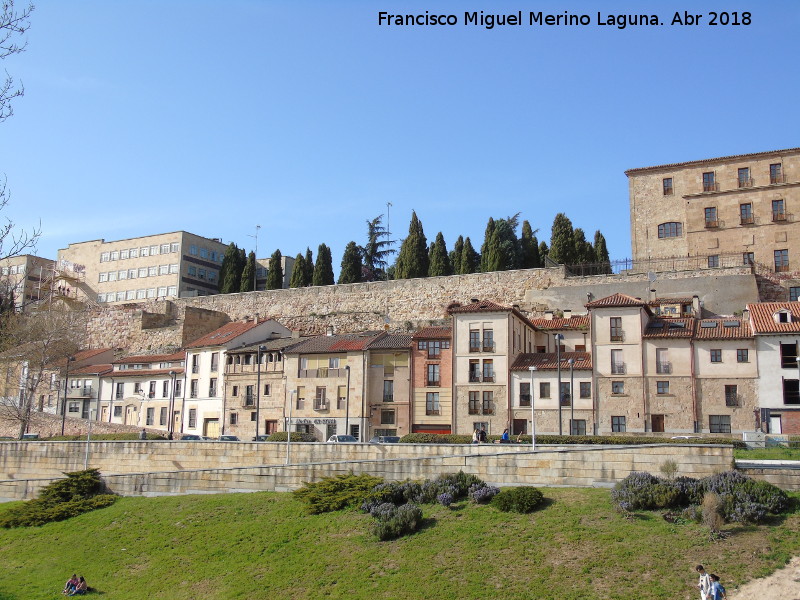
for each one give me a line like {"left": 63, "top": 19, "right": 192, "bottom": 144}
{"left": 657, "top": 222, "right": 682, "bottom": 238}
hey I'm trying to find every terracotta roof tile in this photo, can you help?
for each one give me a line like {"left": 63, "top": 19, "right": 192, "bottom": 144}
{"left": 447, "top": 300, "right": 509, "bottom": 314}
{"left": 511, "top": 352, "right": 592, "bottom": 371}
{"left": 185, "top": 320, "right": 261, "bottom": 348}
{"left": 412, "top": 326, "right": 452, "bottom": 340}
{"left": 625, "top": 147, "right": 800, "bottom": 175}
{"left": 71, "top": 363, "right": 113, "bottom": 376}
{"left": 643, "top": 318, "right": 695, "bottom": 338}
{"left": 229, "top": 338, "right": 300, "bottom": 354}
{"left": 747, "top": 302, "right": 800, "bottom": 334}
{"left": 53, "top": 348, "right": 112, "bottom": 367}
{"left": 528, "top": 315, "right": 589, "bottom": 331}
{"left": 285, "top": 332, "right": 384, "bottom": 354}
{"left": 113, "top": 351, "right": 184, "bottom": 365}
{"left": 109, "top": 367, "right": 185, "bottom": 377}
{"left": 693, "top": 318, "right": 752, "bottom": 339}
{"left": 367, "top": 334, "right": 413, "bottom": 350}
{"left": 647, "top": 297, "right": 696, "bottom": 306}
{"left": 586, "top": 293, "right": 648, "bottom": 309}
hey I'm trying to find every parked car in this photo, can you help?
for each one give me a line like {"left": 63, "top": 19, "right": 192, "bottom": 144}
{"left": 180, "top": 434, "right": 204, "bottom": 441}
{"left": 218, "top": 435, "right": 240, "bottom": 441}
{"left": 670, "top": 435, "right": 701, "bottom": 440}
{"left": 368, "top": 436, "right": 400, "bottom": 444}
{"left": 252, "top": 434, "right": 270, "bottom": 442}
{"left": 327, "top": 434, "right": 358, "bottom": 443}
{"left": 21, "top": 433, "right": 39, "bottom": 440}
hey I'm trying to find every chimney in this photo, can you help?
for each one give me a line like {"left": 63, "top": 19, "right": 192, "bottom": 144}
{"left": 742, "top": 308, "right": 750, "bottom": 323}
{"left": 544, "top": 310, "right": 554, "bottom": 320}
{"left": 692, "top": 295, "right": 701, "bottom": 315}
{"left": 326, "top": 325, "right": 334, "bottom": 336}
{"left": 291, "top": 329, "right": 301, "bottom": 339}
{"left": 563, "top": 309, "right": 572, "bottom": 319}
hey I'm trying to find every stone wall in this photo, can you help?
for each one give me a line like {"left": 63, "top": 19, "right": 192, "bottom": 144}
{"left": 0, "top": 412, "right": 159, "bottom": 439}
{"left": 83, "top": 265, "right": 761, "bottom": 354}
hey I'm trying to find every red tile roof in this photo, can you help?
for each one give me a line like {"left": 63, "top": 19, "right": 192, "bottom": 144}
{"left": 624, "top": 147, "right": 800, "bottom": 175}
{"left": 693, "top": 318, "right": 752, "bottom": 339}
{"left": 53, "top": 348, "right": 112, "bottom": 367}
{"left": 71, "top": 363, "right": 113, "bottom": 376}
{"left": 528, "top": 315, "right": 589, "bottom": 331}
{"left": 367, "top": 334, "right": 413, "bottom": 350}
{"left": 747, "top": 302, "right": 800, "bottom": 334}
{"left": 448, "top": 300, "right": 537, "bottom": 331}
{"left": 647, "top": 297, "right": 696, "bottom": 307}
{"left": 109, "top": 367, "right": 185, "bottom": 377}
{"left": 113, "top": 351, "right": 184, "bottom": 365}
{"left": 643, "top": 318, "right": 695, "bottom": 338}
{"left": 412, "top": 326, "right": 452, "bottom": 340}
{"left": 586, "top": 293, "right": 648, "bottom": 309}
{"left": 511, "top": 352, "right": 592, "bottom": 371}
{"left": 285, "top": 332, "right": 384, "bottom": 354}
{"left": 185, "top": 320, "right": 260, "bottom": 348}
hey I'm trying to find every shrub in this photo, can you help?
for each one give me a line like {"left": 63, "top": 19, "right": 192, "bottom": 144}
{"left": 265, "top": 432, "right": 318, "bottom": 442}
{"left": 369, "top": 503, "right": 423, "bottom": 541}
{"left": 469, "top": 483, "right": 499, "bottom": 504}
{"left": 701, "top": 492, "right": 724, "bottom": 534}
{"left": 47, "top": 433, "right": 166, "bottom": 441}
{"left": 293, "top": 473, "right": 384, "bottom": 514}
{"left": 398, "top": 433, "right": 746, "bottom": 449}
{"left": 491, "top": 487, "right": 544, "bottom": 513}
{"left": 659, "top": 460, "right": 678, "bottom": 480}
{"left": 437, "top": 492, "right": 454, "bottom": 507}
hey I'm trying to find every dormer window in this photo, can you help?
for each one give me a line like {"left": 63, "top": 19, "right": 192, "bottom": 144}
{"left": 775, "top": 310, "right": 792, "bottom": 324}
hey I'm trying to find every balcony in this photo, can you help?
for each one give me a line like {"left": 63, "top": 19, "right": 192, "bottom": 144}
{"left": 781, "top": 356, "right": 799, "bottom": 369}
{"left": 299, "top": 368, "right": 346, "bottom": 378}
{"left": 703, "top": 182, "right": 719, "bottom": 192}
{"left": 482, "top": 374, "right": 495, "bottom": 383}
{"left": 519, "top": 394, "right": 531, "bottom": 407}
{"left": 482, "top": 407, "right": 494, "bottom": 415}
{"left": 469, "top": 344, "right": 481, "bottom": 353}
{"left": 382, "top": 394, "right": 394, "bottom": 402}
{"left": 243, "top": 395, "right": 255, "bottom": 407}
{"left": 773, "top": 212, "right": 787, "bottom": 222}
{"left": 313, "top": 399, "right": 329, "bottom": 411}
{"left": 482, "top": 344, "right": 495, "bottom": 352}
{"left": 610, "top": 332, "right": 624, "bottom": 342}
{"left": 426, "top": 379, "right": 440, "bottom": 387}
{"left": 469, "top": 373, "right": 482, "bottom": 383}
{"left": 191, "top": 364, "right": 199, "bottom": 374}
{"left": 771, "top": 173, "right": 787, "bottom": 184}
{"left": 656, "top": 362, "right": 672, "bottom": 374}
{"left": 725, "top": 394, "right": 740, "bottom": 407}
{"left": 740, "top": 216, "right": 754, "bottom": 225}
{"left": 611, "top": 362, "right": 626, "bottom": 375}
{"left": 560, "top": 396, "right": 571, "bottom": 407}
{"left": 426, "top": 409, "right": 440, "bottom": 416}
{"left": 738, "top": 178, "right": 754, "bottom": 188}
{"left": 775, "top": 265, "right": 790, "bottom": 273}
{"left": 704, "top": 220, "right": 719, "bottom": 229}
{"left": 468, "top": 407, "right": 480, "bottom": 415}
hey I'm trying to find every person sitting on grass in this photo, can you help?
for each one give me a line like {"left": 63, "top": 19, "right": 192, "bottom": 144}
{"left": 68, "top": 576, "right": 88, "bottom": 596}
{"left": 62, "top": 574, "right": 78, "bottom": 595}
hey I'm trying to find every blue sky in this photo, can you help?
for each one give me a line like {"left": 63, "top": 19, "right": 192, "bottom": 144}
{"left": 2, "top": 0, "right": 799, "bottom": 271}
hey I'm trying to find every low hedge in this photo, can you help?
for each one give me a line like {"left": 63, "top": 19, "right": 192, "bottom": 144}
{"left": 266, "top": 432, "right": 319, "bottom": 442}
{"left": 46, "top": 433, "right": 166, "bottom": 441}
{"left": 399, "top": 433, "right": 746, "bottom": 449}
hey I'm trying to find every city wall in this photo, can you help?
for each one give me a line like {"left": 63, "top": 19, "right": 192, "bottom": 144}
{"left": 83, "top": 265, "right": 760, "bottom": 353}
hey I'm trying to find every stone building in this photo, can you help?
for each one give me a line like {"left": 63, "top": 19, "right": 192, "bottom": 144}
{"left": 627, "top": 147, "right": 800, "bottom": 299}
{"left": 58, "top": 231, "right": 229, "bottom": 305}
{"left": 410, "top": 326, "right": 453, "bottom": 434}
{"left": 366, "top": 334, "right": 412, "bottom": 439}
{"left": 0, "top": 255, "right": 55, "bottom": 311}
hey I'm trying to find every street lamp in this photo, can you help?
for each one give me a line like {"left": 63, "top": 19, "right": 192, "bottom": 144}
{"left": 554, "top": 333, "right": 564, "bottom": 435}
{"left": 344, "top": 365, "right": 351, "bottom": 437}
{"left": 167, "top": 370, "right": 177, "bottom": 438}
{"left": 528, "top": 366, "right": 537, "bottom": 451}
{"left": 568, "top": 358, "right": 575, "bottom": 435}
{"left": 286, "top": 389, "right": 295, "bottom": 465}
{"left": 255, "top": 345, "right": 266, "bottom": 440}
{"left": 61, "top": 356, "right": 75, "bottom": 436}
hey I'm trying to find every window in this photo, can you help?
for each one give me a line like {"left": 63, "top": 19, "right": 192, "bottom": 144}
{"left": 328, "top": 357, "right": 340, "bottom": 369}
{"left": 570, "top": 419, "right": 586, "bottom": 435}
{"left": 774, "top": 249, "right": 789, "bottom": 272}
{"left": 560, "top": 382, "right": 570, "bottom": 405}
{"left": 790, "top": 287, "right": 800, "bottom": 302}
{"left": 610, "top": 317, "right": 623, "bottom": 342}
{"left": 611, "top": 416, "right": 626, "bottom": 432}
{"left": 159, "top": 264, "right": 169, "bottom": 275}
{"left": 134, "top": 382, "right": 143, "bottom": 394}
{"left": 780, "top": 343, "right": 798, "bottom": 368}
{"left": 188, "top": 408, "right": 197, "bottom": 428}
{"left": 737, "top": 349, "right": 749, "bottom": 363}
{"left": 118, "top": 270, "right": 128, "bottom": 280}
{"left": 611, "top": 349, "right": 625, "bottom": 374}
{"left": 579, "top": 382, "right": 591, "bottom": 398}
{"left": 427, "top": 341, "right": 442, "bottom": 358}
{"left": 209, "top": 378, "right": 217, "bottom": 397}
{"left": 157, "top": 286, "right": 167, "bottom": 297}
{"left": 244, "top": 385, "right": 255, "bottom": 406}
{"left": 190, "top": 380, "right": 198, "bottom": 398}
{"left": 383, "top": 380, "right": 393, "bottom": 402}
{"left": 482, "top": 391, "right": 493, "bottom": 414}
{"left": 159, "top": 407, "right": 167, "bottom": 426}
{"left": 108, "top": 271, "right": 118, "bottom": 282}
{"left": 169, "top": 263, "right": 179, "bottom": 274}
{"left": 482, "top": 360, "right": 494, "bottom": 383}
{"left": 146, "top": 407, "right": 154, "bottom": 425}
{"left": 483, "top": 329, "right": 494, "bottom": 351}
{"left": 189, "top": 245, "right": 198, "bottom": 256}
{"left": 200, "top": 248, "right": 208, "bottom": 259}
{"left": 611, "top": 381, "right": 624, "bottom": 395}
{"left": 426, "top": 364, "right": 440, "bottom": 386}
{"left": 140, "top": 246, "right": 149, "bottom": 257}
{"left": 230, "top": 412, "right": 238, "bottom": 425}
{"left": 263, "top": 384, "right": 270, "bottom": 396}
{"left": 98, "top": 272, "right": 108, "bottom": 283}
{"left": 148, "top": 266, "right": 157, "bottom": 277}
{"left": 160, "top": 244, "right": 170, "bottom": 254}
{"left": 519, "top": 382, "right": 531, "bottom": 407}
{"left": 702, "top": 171, "right": 716, "bottom": 192}
{"left": 130, "top": 248, "right": 139, "bottom": 258}
{"left": 656, "top": 381, "right": 669, "bottom": 395}
{"left": 783, "top": 379, "right": 800, "bottom": 405}
{"left": 743, "top": 252, "right": 754, "bottom": 266}
{"left": 426, "top": 392, "right": 440, "bottom": 415}
{"left": 773, "top": 199, "right": 786, "bottom": 221}
{"left": 171, "top": 242, "right": 179, "bottom": 253}
{"left": 469, "top": 360, "right": 480, "bottom": 382}
{"left": 739, "top": 203, "right": 753, "bottom": 225}
{"left": 381, "top": 409, "right": 395, "bottom": 425}
{"left": 198, "top": 268, "right": 206, "bottom": 280}
{"left": 137, "top": 289, "right": 146, "bottom": 299}
{"left": 162, "top": 380, "right": 169, "bottom": 397}
{"left": 469, "top": 330, "right": 480, "bottom": 352}
{"left": 115, "top": 382, "right": 124, "bottom": 400}
{"left": 314, "top": 387, "right": 327, "bottom": 410}
{"left": 662, "top": 177, "right": 673, "bottom": 196}
{"left": 114, "top": 406, "right": 122, "bottom": 417}
{"left": 68, "top": 402, "right": 80, "bottom": 413}
{"left": 657, "top": 222, "right": 682, "bottom": 238}
{"left": 707, "top": 255, "right": 719, "bottom": 268}
{"left": 468, "top": 391, "right": 480, "bottom": 414}
{"left": 770, "top": 163, "right": 784, "bottom": 184}
{"left": 337, "top": 385, "right": 346, "bottom": 409}
{"left": 738, "top": 167, "right": 751, "bottom": 188}
{"left": 704, "top": 207, "right": 718, "bottom": 228}
{"left": 149, "top": 245, "right": 158, "bottom": 256}
{"left": 210, "top": 352, "right": 219, "bottom": 372}
{"left": 710, "top": 349, "right": 722, "bottom": 363}
{"left": 709, "top": 415, "right": 731, "bottom": 433}
{"left": 232, "top": 385, "right": 239, "bottom": 397}
{"left": 725, "top": 385, "right": 739, "bottom": 406}
{"left": 167, "top": 286, "right": 177, "bottom": 297}
{"left": 296, "top": 387, "right": 305, "bottom": 409}
{"left": 188, "top": 266, "right": 197, "bottom": 277}
{"left": 139, "top": 267, "right": 148, "bottom": 278}
{"left": 539, "top": 382, "right": 550, "bottom": 398}
{"left": 100, "top": 252, "right": 110, "bottom": 262}
{"left": 175, "top": 380, "right": 182, "bottom": 396}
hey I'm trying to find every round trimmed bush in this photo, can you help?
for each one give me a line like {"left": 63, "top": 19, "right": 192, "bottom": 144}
{"left": 491, "top": 486, "right": 544, "bottom": 513}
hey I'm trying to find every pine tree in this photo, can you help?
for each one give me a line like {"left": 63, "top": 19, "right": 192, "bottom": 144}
{"left": 593, "top": 230, "right": 612, "bottom": 274}
{"left": 240, "top": 251, "right": 256, "bottom": 292}
{"left": 480, "top": 217, "right": 495, "bottom": 272}
{"left": 394, "top": 211, "right": 429, "bottom": 279}
{"left": 461, "top": 237, "right": 478, "bottom": 274}
{"left": 428, "top": 232, "right": 451, "bottom": 277}
{"left": 289, "top": 253, "right": 306, "bottom": 288}
{"left": 520, "top": 220, "right": 541, "bottom": 268}
{"left": 313, "top": 243, "right": 335, "bottom": 286}
{"left": 362, "top": 215, "right": 394, "bottom": 281}
{"left": 450, "top": 236, "right": 464, "bottom": 274}
{"left": 303, "top": 247, "right": 314, "bottom": 286}
{"left": 338, "top": 241, "right": 363, "bottom": 284}
{"left": 220, "top": 243, "right": 244, "bottom": 294}
{"left": 548, "top": 213, "right": 576, "bottom": 265}
{"left": 266, "top": 249, "right": 284, "bottom": 289}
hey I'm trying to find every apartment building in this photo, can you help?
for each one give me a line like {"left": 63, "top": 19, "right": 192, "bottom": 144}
{"left": 366, "top": 334, "right": 412, "bottom": 439}
{"left": 65, "top": 363, "right": 113, "bottom": 420}
{"left": 748, "top": 302, "right": 800, "bottom": 434}
{"left": 448, "top": 300, "right": 537, "bottom": 436}
{"left": 627, "top": 148, "right": 800, "bottom": 284}
{"left": 0, "top": 255, "right": 55, "bottom": 311}
{"left": 58, "top": 231, "right": 228, "bottom": 304}
{"left": 410, "top": 327, "right": 453, "bottom": 434}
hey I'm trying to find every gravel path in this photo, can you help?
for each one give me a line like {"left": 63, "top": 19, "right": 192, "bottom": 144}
{"left": 729, "top": 556, "right": 800, "bottom": 599}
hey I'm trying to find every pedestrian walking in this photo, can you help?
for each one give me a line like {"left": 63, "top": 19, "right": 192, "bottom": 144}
{"left": 696, "top": 565, "right": 712, "bottom": 600}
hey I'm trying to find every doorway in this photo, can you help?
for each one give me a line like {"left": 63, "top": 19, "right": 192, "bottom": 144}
{"left": 203, "top": 418, "right": 220, "bottom": 438}
{"left": 651, "top": 414, "right": 665, "bottom": 433}
{"left": 512, "top": 418, "right": 527, "bottom": 435}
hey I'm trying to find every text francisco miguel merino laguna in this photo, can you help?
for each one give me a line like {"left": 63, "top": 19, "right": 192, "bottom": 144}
{"left": 378, "top": 10, "right": 751, "bottom": 29}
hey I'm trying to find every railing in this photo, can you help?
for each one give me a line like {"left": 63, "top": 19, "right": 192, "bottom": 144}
{"left": 191, "top": 364, "right": 199, "bottom": 373}
{"left": 781, "top": 357, "right": 799, "bottom": 369}
{"left": 469, "top": 374, "right": 481, "bottom": 383}
{"left": 560, "top": 395, "right": 571, "bottom": 407}
{"left": 725, "top": 394, "right": 740, "bottom": 407}
{"left": 773, "top": 212, "right": 787, "bottom": 222}
{"left": 704, "top": 220, "right": 719, "bottom": 229}
{"left": 243, "top": 395, "right": 255, "bottom": 407}
{"left": 610, "top": 332, "right": 624, "bottom": 342}
{"left": 770, "top": 173, "right": 787, "bottom": 184}
{"left": 382, "top": 394, "right": 393, "bottom": 402}
{"left": 468, "top": 407, "right": 480, "bottom": 415}
{"left": 314, "top": 399, "right": 328, "bottom": 411}
{"left": 656, "top": 362, "right": 672, "bottom": 374}
{"left": 738, "top": 178, "right": 754, "bottom": 188}
{"left": 426, "top": 409, "right": 440, "bottom": 416}
{"left": 611, "top": 363, "right": 626, "bottom": 374}
{"left": 299, "top": 368, "right": 346, "bottom": 378}
{"left": 426, "top": 379, "right": 440, "bottom": 387}
{"left": 703, "top": 182, "right": 719, "bottom": 192}
{"left": 482, "top": 407, "right": 494, "bottom": 415}
{"left": 775, "top": 265, "right": 790, "bottom": 273}
{"left": 469, "top": 344, "right": 481, "bottom": 353}
{"left": 482, "top": 374, "right": 495, "bottom": 383}
{"left": 482, "top": 343, "right": 495, "bottom": 352}
{"left": 519, "top": 394, "right": 531, "bottom": 407}
{"left": 740, "top": 216, "right": 754, "bottom": 225}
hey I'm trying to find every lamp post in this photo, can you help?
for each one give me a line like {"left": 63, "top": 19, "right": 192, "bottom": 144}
{"left": 344, "top": 365, "right": 351, "bottom": 437}
{"left": 255, "top": 345, "right": 266, "bottom": 440}
{"left": 167, "top": 370, "right": 177, "bottom": 438}
{"left": 528, "top": 366, "right": 537, "bottom": 451}
{"left": 554, "top": 334, "right": 563, "bottom": 435}
{"left": 61, "top": 356, "right": 75, "bottom": 436}
{"left": 568, "top": 358, "right": 575, "bottom": 435}
{"left": 286, "top": 389, "right": 295, "bottom": 465}
{"left": 84, "top": 408, "right": 97, "bottom": 470}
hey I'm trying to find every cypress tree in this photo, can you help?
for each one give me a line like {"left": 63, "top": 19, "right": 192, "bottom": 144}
{"left": 538, "top": 240, "right": 549, "bottom": 263}
{"left": 338, "top": 241, "right": 363, "bottom": 284}
{"left": 520, "top": 220, "right": 541, "bottom": 268}
{"left": 573, "top": 228, "right": 594, "bottom": 264}
{"left": 313, "top": 243, "right": 335, "bottom": 286}
{"left": 266, "top": 249, "right": 284, "bottom": 289}
{"left": 594, "top": 230, "right": 612, "bottom": 274}
{"left": 428, "top": 232, "right": 451, "bottom": 277}
{"left": 394, "top": 211, "right": 429, "bottom": 279}
{"left": 303, "top": 247, "right": 314, "bottom": 286}
{"left": 220, "top": 243, "right": 244, "bottom": 294}
{"left": 289, "top": 253, "right": 306, "bottom": 288}
{"left": 451, "top": 235, "right": 464, "bottom": 274}
{"left": 480, "top": 217, "right": 495, "bottom": 272}
{"left": 548, "top": 213, "right": 576, "bottom": 265}
{"left": 240, "top": 251, "right": 256, "bottom": 292}
{"left": 461, "top": 237, "right": 478, "bottom": 274}
{"left": 492, "top": 217, "right": 521, "bottom": 270}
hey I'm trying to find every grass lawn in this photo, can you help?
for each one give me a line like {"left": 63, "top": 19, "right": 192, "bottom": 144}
{"left": 734, "top": 447, "right": 800, "bottom": 461}
{"left": 0, "top": 487, "right": 798, "bottom": 600}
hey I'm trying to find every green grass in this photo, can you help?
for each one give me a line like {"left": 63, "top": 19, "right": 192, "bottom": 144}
{"left": 0, "top": 488, "right": 798, "bottom": 600}
{"left": 735, "top": 447, "right": 800, "bottom": 461}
